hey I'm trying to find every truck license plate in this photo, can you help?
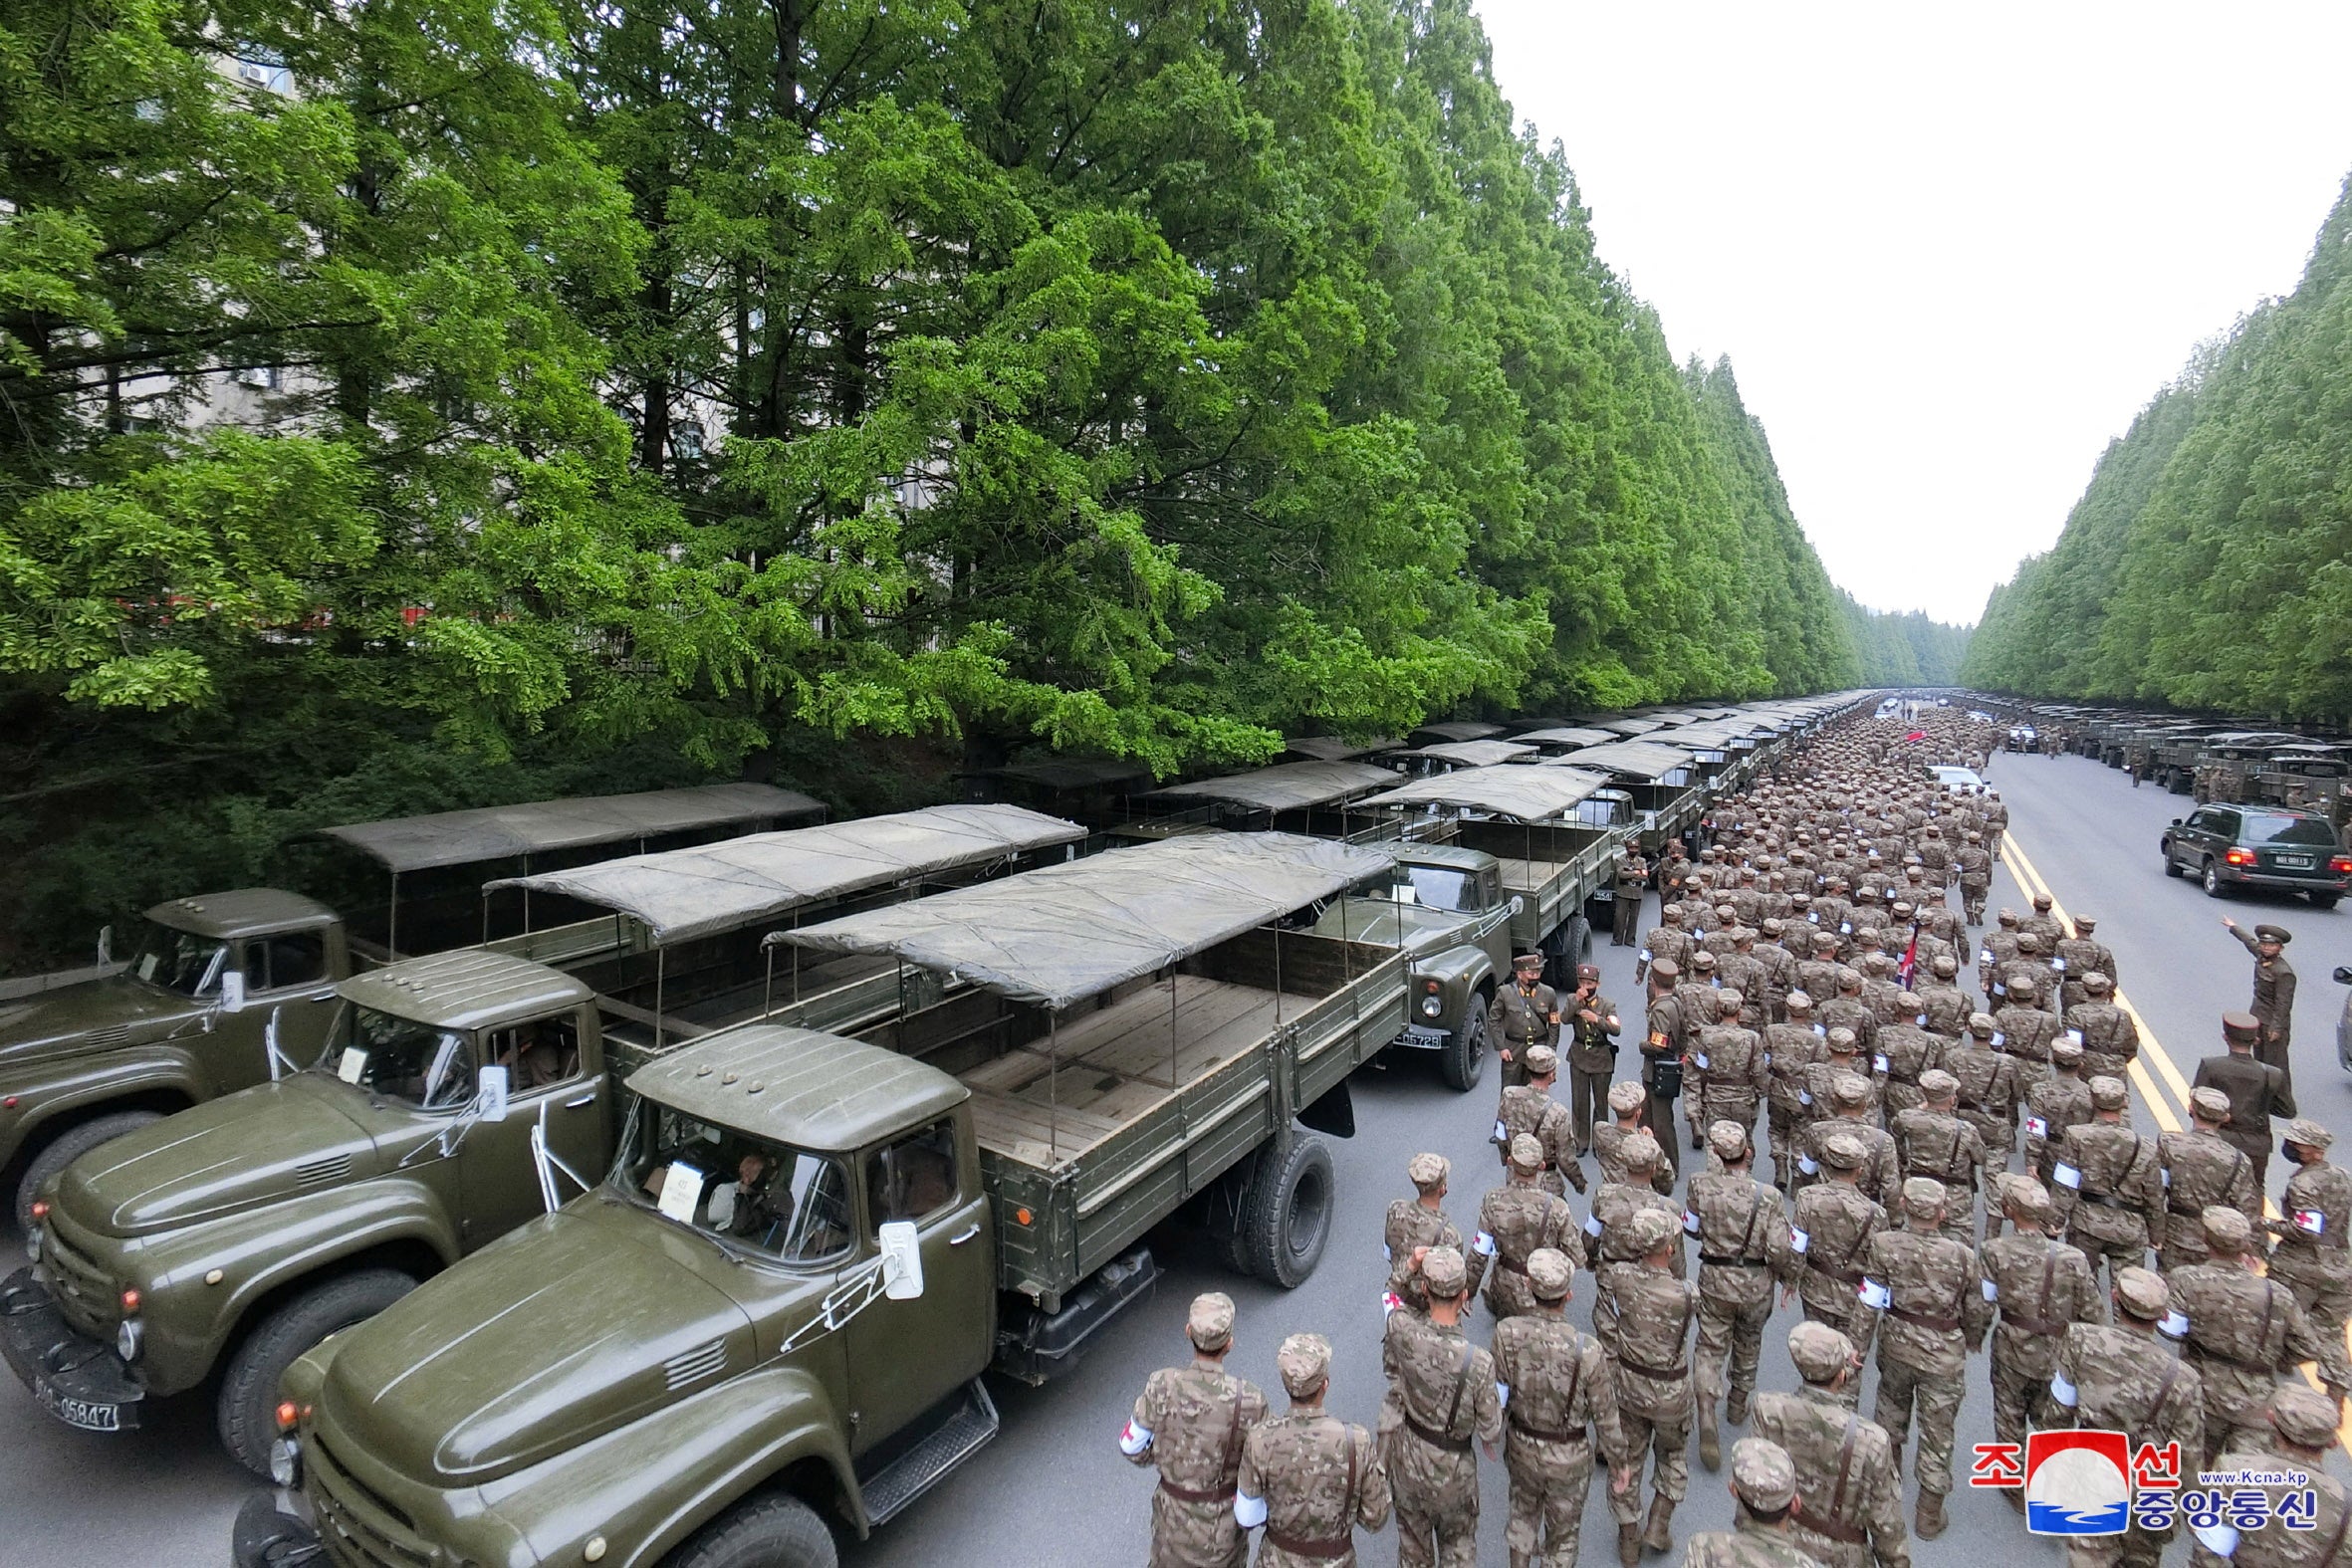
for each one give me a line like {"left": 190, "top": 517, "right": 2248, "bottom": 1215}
{"left": 36, "top": 1382, "right": 121, "bottom": 1432}
{"left": 1399, "top": 1025, "right": 1450, "bottom": 1050}
{"left": 2280, "top": 855, "right": 2314, "bottom": 869}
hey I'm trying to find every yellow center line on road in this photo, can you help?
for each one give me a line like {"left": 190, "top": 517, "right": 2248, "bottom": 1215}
{"left": 2002, "top": 825, "right": 2352, "bottom": 1454}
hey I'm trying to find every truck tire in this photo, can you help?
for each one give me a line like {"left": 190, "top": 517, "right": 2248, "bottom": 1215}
{"left": 1439, "top": 1003, "right": 1489, "bottom": 1092}
{"left": 13, "top": 1110, "right": 163, "bottom": 1232}
{"left": 1243, "top": 1136, "right": 1333, "bottom": 1289}
{"left": 1568, "top": 915, "right": 1593, "bottom": 965}
{"left": 666, "top": 1491, "right": 838, "bottom": 1568}
{"left": 218, "top": 1268, "right": 417, "bottom": 1475}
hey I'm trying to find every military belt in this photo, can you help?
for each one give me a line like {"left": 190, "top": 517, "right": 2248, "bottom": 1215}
{"left": 1807, "top": 1259, "right": 1865, "bottom": 1287}
{"left": 1802, "top": 1514, "right": 1870, "bottom": 1547}
{"left": 1263, "top": 1528, "right": 1353, "bottom": 1560}
{"left": 1507, "top": 1412, "right": 1589, "bottom": 1445}
{"left": 1401, "top": 1412, "right": 1475, "bottom": 1454}
{"left": 1497, "top": 1254, "right": 1531, "bottom": 1277}
{"left": 1615, "top": 1352, "right": 1689, "bottom": 1381}
{"left": 2000, "top": 1310, "right": 2063, "bottom": 1336}
{"left": 1699, "top": 1251, "right": 1769, "bottom": 1268}
{"left": 1890, "top": 1305, "right": 1962, "bottom": 1332}
{"left": 1158, "top": 1478, "right": 1236, "bottom": 1505}
{"left": 2074, "top": 1189, "right": 2128, "bottom": 1211}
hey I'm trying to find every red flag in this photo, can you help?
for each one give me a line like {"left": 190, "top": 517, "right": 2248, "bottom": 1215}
{"left": 1899, "top": 926, "right": 1920, "bottom": 988}
{"left": 1903, "top": 729, "right": 1927, "bottom": 743}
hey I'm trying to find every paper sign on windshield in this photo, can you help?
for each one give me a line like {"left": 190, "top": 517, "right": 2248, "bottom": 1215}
{"left": 659, "top": 1162, "right": 706, "bottom": 1224}
{"left": 338, "top": 1047, "right": 369, "bottom": 1084}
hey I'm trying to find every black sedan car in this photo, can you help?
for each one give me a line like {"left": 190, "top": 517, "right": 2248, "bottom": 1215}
{"left": 2163, "top": 802, "right": 2352, "bottom": 907}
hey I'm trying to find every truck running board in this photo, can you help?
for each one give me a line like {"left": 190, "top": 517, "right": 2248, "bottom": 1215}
{"left": 856, "top": 1379, "right": 1001, "bottom": 1527}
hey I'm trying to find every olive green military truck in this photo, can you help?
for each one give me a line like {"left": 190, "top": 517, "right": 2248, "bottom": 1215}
{"left": 1, "top": 804, "right": 1082, "bottom": 1472}
{"left": 233, "top": 832, "right": 1403, "bottom": 1568}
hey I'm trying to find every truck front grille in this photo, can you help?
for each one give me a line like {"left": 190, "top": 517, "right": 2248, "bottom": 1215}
{"left": 307, "top": 1436, "right": 432, "bottom": 1568}
{"left": 40, "top": 1227, "right": 120, "bottom": 1340}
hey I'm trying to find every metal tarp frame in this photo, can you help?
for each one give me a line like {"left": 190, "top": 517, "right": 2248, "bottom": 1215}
{"left": 318, "top": 784, "right": 824, "bottom": 873}
{"left": 1353, "top": 765, "right": 1613, "bottom": 820}
{"left": 782, "top": 831, "right": 1394, "bottom": 1011}
{"left": 1147, "top": 760, "right": 1397, "bottom": 813}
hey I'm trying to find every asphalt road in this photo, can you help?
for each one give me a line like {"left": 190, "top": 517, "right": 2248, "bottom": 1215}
{"left": 4, "top": 747, "right": 2345, "bottom": 1566}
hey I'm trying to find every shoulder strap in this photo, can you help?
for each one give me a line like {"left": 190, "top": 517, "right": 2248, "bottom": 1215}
{"left": 1827, "top": 1415, "right": 1863, "bottom": 1528}
{"left": 2257, "top": 1281, "right": 2278, "bottom": 1366}
{"left": 2037, "top": 1245, "right": 2060, "bottom": 1322}
{"left": 2316, "top": 1486, "right": 2351, "bottom": 1568}
{"left": 1737, "top": 1183, "right": 1770, "bottom": 1258}
{"left": 2144, "top": 1357, "right": 2185, "bottom": 1428}
{"left": 1224, "top": 1379, "right": 1248, "bottom": 1479}
{"left": 1442, "top": 1334, "right": 1478, "bottom": 1440}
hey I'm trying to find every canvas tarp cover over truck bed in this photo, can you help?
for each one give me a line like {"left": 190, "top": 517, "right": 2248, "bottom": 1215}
{"left": 1392, "top": 739, "right": 1535, "bottom": 767}
{"left": 1354, "top": 765, "right": 1612, "bottom": 820}
{"left": 783, "top": 832, "right": 1394, "bottom": 1010}
{"left": 1553, "top": 740, "right": 1694, "bottom": 779}
{"left": 478, "top": 804, "right": 1088, "bottom": 946}
{"left": 1147, "top": 761, "right": 1397, "bottom": 812}
{"left": 318, "top": 784, "right": 824, "bottom": 872}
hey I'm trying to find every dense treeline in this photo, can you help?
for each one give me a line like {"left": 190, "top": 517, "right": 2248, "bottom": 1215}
{"left": 1838, "top": 593, "right": 1972, "bottom": 687}
{"left": 1967, "top": 173, "right": 2352, "bottom": 717}
{"left": 0, "top": 0, "right": 1865, "bottom": 959}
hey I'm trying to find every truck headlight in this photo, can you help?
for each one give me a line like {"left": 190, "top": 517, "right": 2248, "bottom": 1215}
{"left": 116, "top": 1318, "right": 142, "bottom": 1363}
{"left": 1420, "top": 996, "right": 1443, "bottom": 1018}
{"left": 269, "top": 1437, "right": 302, "bottom": 1488}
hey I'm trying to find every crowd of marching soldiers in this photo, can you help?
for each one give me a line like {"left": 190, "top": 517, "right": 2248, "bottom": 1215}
{"left": 1122, "top": 706, "right": 2351, "bottom": 1568}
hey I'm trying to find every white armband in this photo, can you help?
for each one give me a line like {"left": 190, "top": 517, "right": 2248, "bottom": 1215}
{"left": 1797, "top": 1154, "right": 1818, "bottom": 1175}
{"left": 2025, "top": 1115, "right": 2048, "bottom": 1139}
{"left": 1584, "top": 1214, "right": 1604, "bottom": 1237}
{"left": 2295, "top": 1209, "right": 2327, "bottom": 1236}
{"left": 1916, "top": 1013, "right": 1928, "bottom": 1027}
{"left": 1812, "top": 1023, "right": 1826, "bottom": 1037}
{"left": 2160, "top": 1309, "right": 2189, "bottom": 1339}
{"left": 1858, "top": 1277, "right": 1892, "bottom": 1309}
{"left": 2192, "top": 1523, "right": 2240, "bottom": 1558}
{"left": 1473, "top": 1231, "right": 1498, "bottom": 1257}
{"left": 1990, "top": 1030, "right": 2005, "bottom": 1046}
{"left": 1788, "top": 1227, "right": 1809, "bottom": 1254}
{"left": 1382, "top": 1290, "right": 1404, "bottom": 1316}
{"left": 2052, "top": 958, "right": 2067, "bottom": 972}
{"left": 1235, "top": 1492, "right": 1269, "bottom": 1529}
{"left": 1496, "top": 1382, "right": 1512, "bottom": 1409}
{"left": 1683, "top": 1210, "right": 1701, "bottom": 1235}
{"left": 1873, "top": 1054, "right": 1889, "bottom": 1074}
{"left": 1694, "top": 1052, "right": 1709, "bottom": 1069}
{"left": 1639, "top": 949, "right": 1652, "bottom": 963}
{"left": 1494, "top": 1119, "right": 1510, "bottom": 1143}
{"left": 1120, "top": 1420, "right": 1154, "bottom": 1456}
{"left": 2052, "top": 1162, "right": 2080, "bottom": 1190}
{"left": 1383, "top": 1243, "right": 1392, "bottom": 1261}
{"left": 2048, "top": 1369, "right": 2078, "bottom": 1408}
{"left": 2065, "top": 1028, "right": 2083, "bottom": 1046}
{"left": 1982, "top": 1277, "right": 1999, "bottom": 1302}
{"left": 1840, "top": 922, "right": 1852, "bottom": 934}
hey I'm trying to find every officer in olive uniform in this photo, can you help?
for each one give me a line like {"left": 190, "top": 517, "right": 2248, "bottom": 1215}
{"left": 1124, "top": 1292, "right": 1270, "bottom": 1568}
{"left": 1563, "top": 965, "right": 1622, "bottom": 1157}
{"left": 1382, "top": 1245, "right": 1502, "bottom": 1568}
{"left": 1614, "top": 851, "right": 1651, "bottom": 947}
{"left": 2049, "top": 1268, "right": 2204, "bottom": 1568}
{"left": 2223, "top": 918, "right": 2298, "bottom": 1088}
{"left": 1643, "top": 963, "right": 1687, "bottom": 1180}
{"left": 2192, "top": 1011, "right": 2295, "bottom": 1190}
{"left": 2268, "top": 1119, "right": 2352, "bottom": 1405}
{"left": 1749, "top": 1321, "right": 1909, "bottom": 1568}
{"left": 1384, "top": 1153, "right": 1474, "bottom": 1315}
{"left": 1492, "top": 953, "right": 1560, "bottom": 1091}
{"left": 1492, "top": 1246, "right": 1626, "bottom": 1568}
{"left": 1681, "top": 1440, "right": 1829, "bottom": 1568}
{"left": 1235, "top": 1334, "right": 1392, "bottom": 1568}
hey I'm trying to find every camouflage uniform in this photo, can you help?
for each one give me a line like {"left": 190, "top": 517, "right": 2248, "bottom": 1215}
{"left": 1750, "top": 1323, "right": 1910, "bottom": 1568}
{"left": 1763, "top": 1007, "right": 1825, "bottom": 1192}
{"left": 2168, "top": 1209, "right": 2327, "bottom": 1462}
{"left": 2050, "top": 1269, "right": 2202, "bottom": 1568}
{"left": 1953, "top": 840, "right": 1991, "bottom": 926}
{"left": 1238, "top": 1334, "right": 1390, "bottom": 1568}
{"left": 1602, "top": 1210, "right": 1701, "bottom": 1557}
{"left": 1381, "top": 1257, "right": 1503, "bottom": 1568}
{"left": 2020, "top": 899, "right": 2064, "bottom": 949}
{"left": 1126, "top": 1296, "right": 1268, "bottom": 1568}
{"left": 2201, "top": 1387, "right": 2350, "bottom": 1568}
{"left": 1688, "top": 1127, "right": 1786, "bottom": 1451}
{"left": 1914, "top": 974, "right": 1974, "bottom": 1039}
{"left": 1977, "top": 1179, "right": 2103, "bottom": 1456}
{"left": 1888, "top": 1086, "right": 1988, "bottom": 1245}
{"left": 1753, "top": 933, "right": 1801, "bottom": 1024}
{"left": 1680, "top": 1440, "right": 1830, "bottom": 1568}
{"left": 1991, "top": 988, "right": 2060, "bottom": 1092}
{"left": 1692, "top": 1007, "right": 1768, "bottom": 1145}
{"left": 2052, "top": 927, "right": 2115, "bottom": 1012}
{"left": 1476, "top": 1137, "right": 1586, "bottom": 1322}
{"left": 1787, "top": 1136, "right": 1888, "bottom": 1403}
{"left": 1798, "top": 1101, "right": 1898, "bottom": 1207}
{"left": 1872, "top": 1017, "right": 1944, "bottom": 1124}
{"left": 1383, "top": 1154, "right": 1476, "bottom": 1315}
{"left": 1491, "top": 1248, "right": 1625, "bottom": 1568}
{"left": 1851, "top": 1179, "right": 1991, "bottom": 1515}
{"left": 1593, "top": 1093, "right": 1676, "bottom": 1195}
{"left": 1496, "top": 1064, "right": 1583, "bottom": 1197}
{"left": 2064, "top": 989, "right": 2140, "bottom": 1083}
{"left": 2022, "top": 1047, "right": 2094, "bottom": 1185}
{"left": 2268, "top": 1123, "right": 2352, "bottom": 1400}
{"left": 1946, "top": 1020, "right": 2021, "bottom": 1162}
{"left": 2154, "top": 1103, "right": 2258, "bottom": 1274}
{"left": 2052, "top": 1087, "right": 2166, "bottom": 1287}
{"left": 1635, "top": 915, "right": 1695, "bottom": 989}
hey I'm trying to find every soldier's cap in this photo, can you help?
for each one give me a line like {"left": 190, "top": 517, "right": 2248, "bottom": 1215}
{"left": 2114, "top": 1267, "right": 2169, "bottom": 1322}
{"left": 1407, "top": 1151, "right": 1451, "bottom": 1192}
{"left": 1421, "top": 1244, "right": 1471, "bottom": 1297}
{"left": 2285, "top": 1118, "right": 2334, "bottom": 1152}
{"left": 1821, "top": 1131, "right": 1867, "bottom": 1170}
{"left": 1277, "top": 1332, "right": 1332, "bottom": 1396}
{"left": 1509, "top": 1133, "right": 1547, "bottom": 1174}
{"left": 1788, "top": 1320, "right": 1856, "bottom": 1381}
{"left": 1650, "top": 959, "right": 1681, "bottom": 983}
{"left": 2271, "top": 1384, "right": 2341, "bottom": 1449}
{"left": 1187, "top": 1291, "right": 1237, "bottom": 1351}
{"left": 1663, "top": 903, "right": 1685, "bottom": 919}
{"left": 1968, "top": 1011, "right": 1998, "bottom": 1037}
{"left": 1716, "top": 903, "right": 1738, "bottom": 920}
{"left": 1998, "top": 908, "right": 2019, "bottom": 925}
{"left": 1730, "top": 1438, "right": 1800, "bottom": 1513}
{"left": 2073, "top": 915, "right": 2098, "bottom": 932}
{"left": 1609, "top": 1080, "right": 1648, "bottom": 1114}
{"left": 1902, "top": 1177, "right": 1948, "bottom": 1218}
{"left": 1932, "top": 953, "right": 1958, "bottom": 974}
{"left": 1515, "top": 951, "right": 1545, "bottom": 970}
{"left": 1891, "top": 901, "right": 1915, "bottom": 917}
{"left": 2032, "top": 893, "right": 2053, "bottom": 909}
{"left": 1762, "top": 918, "right": 1785, "bottom": 936}
{"left": 1692, "top": 950, "right": 1717, "bottom": 969}
{"left": 2201, "top": 1205, "right": 2253, "bottom": 1253}
{"left": 1621, "top": 1130, "right": 1663, "bottom": 1170}
{"left": 2015, "top": 932, "right": 2043, "bottom": 953}
{"left": 1709, "top": 1120, "right": 1751, "bottom": 1159}
{"left": 1811, "top": 930, "right": 1839, "bottom": 950}
{"left": 2088, "top": 1075, "right": 2128, "bottom": 1111}
{"left": 2082, "top": 971, "right": 2113, "bottom": 993}
{"left": 1576, "top": 963, "right": 1601, "bottom": 983}
{"left": 2000, "top": 1174, "right": 2052, "bottom": 1218}
{"left": 1791, "top": 892, "right": 1813, "bottom": 905}
{"left": 1626, "top": 1207, "right": 1679, "bottom": 1254}
{"left": 2188, "top": 1086, "right": 2232, "bottom": 1124}
{"left": 2050, "top": 1035, "right": 2085, "bottom": 1064}
{"left": 1717, "top": 990, "right": 1745, "bottom": 1011}
{"left": 1523, "top": 1043, "right": 1558, "bottom": 1078}
{"left": 1826, "top": 1027, "right": 1859, "bottom": 1053}
{"left": 1894, "top": 990, "right": 1921, "bottom": 1008}
{"left": 1919, "top": 1068, "right": 1959, "bottom": 1098}
{"left": 1965, "top": 829, "right": 1983, "bottom": 840}
{"left": 2254, "top": 924, "right": 2292, "bottom": 946}
{"left": 1836, "top": 967, "right": 1863, "bottom": 991}
{"left": 2223, "top": 1010, "right": 2262, "bottom": 1043}
{"left": 1528, "top": 1246, "right": 1574, "bottom": 1301}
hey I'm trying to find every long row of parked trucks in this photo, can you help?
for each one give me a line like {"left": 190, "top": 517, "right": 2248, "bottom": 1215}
{"left": 0, "top": 697, "right": 1858, "bottom": 1568}
{"left": 2005, "top": 705, "right": 2352, "bottom": 828}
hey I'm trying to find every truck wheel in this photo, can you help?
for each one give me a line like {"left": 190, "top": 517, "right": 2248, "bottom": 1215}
{"left": 666, "top": 1491, "right": 837, "bottom": 1568}
{"left": 218, "top": 1268, "right": 417, "bottom": 1475}
{"left": 1242, "top": 1136, "right": 1333, "bottom": 1289}
{"left": 13, "top": 1110, "right": 163, "bottom": 1232}
{"left": 1439, "top": 1004, "right": 1489, "bottom": 1092}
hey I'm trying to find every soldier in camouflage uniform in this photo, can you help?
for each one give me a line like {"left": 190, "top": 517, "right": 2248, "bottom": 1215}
{"left": 2267, "top": 1119, "right": 2352, "bottom": 1404}
{"left": 2020, "top": 891, "right": 2063, "bottom": 948}
{"left": 1491, "top": 1246, "right": 1627, "bottom": 1568}
{"left": 2053, "top": 915, "right": 2115, "bottom": 1012}
{"left": 2052, "top": 1076, "right": 2166, "bottom": 1287}
{"left": 2023, "top": 1034, "right": 2094, "bottom": 1187}
{"left": 1692, "top": 992, "right": 1768, "bottom": 1152}
{"left": 1383, "top": 1153, "right": 1475, "bottom": 1315}
{"left": 1978, "top": 910, "right": 2023, "bottom": 1010}
{"left": 1596, "top": 1080, "right": 1676, "bottom": 1194}
{"left": 1873, "top": 1000, "right": 1945, "bottom": 1125}
{"left": 2168, "top": 1207, "right": 2327, "bottom": 1463}
{"left": 1764, "top": 992, "right": 1825, "bottom": 1193}
{"left": 1818, "top": 973, "right": 1879, "bottom": 1056}
{"left": 1590, "top": 1132, "right": 1687, "bottom": 1357}
{"left": 1990, "top": 942, "right": 2060, "bottom": 1091}
{"left": 1797, "top": 932, "right": 1845, "bottom": 1012}
{"left": 1750, "top": 1321, "right": 1909, "bottom": 1568}
{"left": 1690, "top": 1121, "right": 1786, "bottom": 1470}
{"left": 1888, "top": 1071, "right": 1987, "bottom": 1245}
{"left": 1850, "top": 1178, "right": 1991, "bottom": 1538}
{"left": 1604, "top": 1207, "right": 1701, "bottom": 1565}
{"left": 1913, "top": 953, "right": 1972, "bottom": 1040}
{"left": 1123, "top": 1292, "right": 1270, "bottom": 1568}
{"left": 1381, "top": 1245, "right": 1501, "bottom": 1568}
{"left": 2156, "top": 1088, "right": 2259, "bottom": 1274}
{"left": 1492, "top": 953, "right": 1560, "bottom": 1092}
{"left": 1754, "top": 920, "right": 1801, "bottom": 1024}
{"left": 1953, "top": 831, "right": 1992, "bottom": 927}
{"left": 1947, "top": 1012, "right": 2021, "bottom": 1166}
{"left": 2203, "top": 1385, "right": 2351, "bottom": 1568}
{"left": 1677, "top": 955, "right": 1726, "bottom": 1150}
{"left": 1719, "top": 931, "right": 1768, "bottom": 1013}
{"left": 1495, "top": 1044, "right": 1584, "bottom": 1196}
{"left": 1236, "top": 1333, "right": 1391, "bottom": 1568}
{"left": 1977, "top": 1176, "right": 2103, "bottom": 1497}
{"left": 1797, "top": 1073, "right": 1897, "bottom": 1205}
{"left": 2064, "top": 973, "right": 2139, "bottom": 1082}
{"left": 1476, "top": 1135, "right": 1586, "bottom": 1322}
{"left": 1682, "top": 1439, "right": 1829, "bottom": 1568}
{"left": 2049, "top": 1267, "right": 2202, "bottom": 1568}
{"left": 1636, "top": 904, "right": 1696, "bottom": 989}
{"left": 1784, "top": 1131, "right": 1888, "bottom": 1405}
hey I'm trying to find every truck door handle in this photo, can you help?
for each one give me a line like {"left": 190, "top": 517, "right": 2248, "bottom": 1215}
{"left": 563, "top": 1093, "right": 596, "bottom": 1108}
{"left": 949, "top": 1225, "right": 981, "bottom": 1245}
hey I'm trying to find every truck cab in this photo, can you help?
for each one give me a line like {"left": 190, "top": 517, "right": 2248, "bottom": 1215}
{"left": 1312, "top": 845, "right": 1513, "bottom": 1090}
{"left": 2, "top": 949, "right": 611, "bottom": 1470}
{"left": 0, "top": 890, "right": 352, "bottom": 1230}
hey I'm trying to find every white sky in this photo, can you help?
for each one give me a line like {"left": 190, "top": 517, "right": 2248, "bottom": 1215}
{"left": 1472, "top": 1, "right": 2352, "bottom": 624}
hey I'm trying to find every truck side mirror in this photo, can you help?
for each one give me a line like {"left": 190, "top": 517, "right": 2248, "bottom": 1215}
{"left": 475, "top": 1065, "right": 510, "bottom": 1123}
{"left": 220, "top": 970, "right": 248, "bottom": 1013}
{"left": 878, "top": 1219, "right": 925, "bottom": 1300}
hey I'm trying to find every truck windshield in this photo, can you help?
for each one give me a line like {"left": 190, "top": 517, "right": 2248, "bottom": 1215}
{"left": 619, "top": 1104, "right": 853, "bottom": 1265}
{"left": 124, "top": 917, "right": 228, "bottom": 998}
{"left": 1398, "top": 865, "right": 1481, "bottom": 912}
{"left": 2243, "top": 813, "right": 2341, "bottom": 848}
{"left": 318, "top": 1007, "right": 479, "bottom": 1110}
